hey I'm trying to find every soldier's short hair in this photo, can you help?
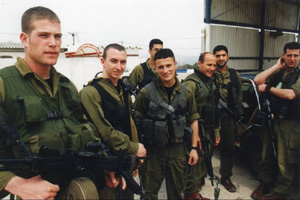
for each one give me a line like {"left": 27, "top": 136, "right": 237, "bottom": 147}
{"left": 283, "top": 42, "right": 300, "bottom": 54}
{"left": 213, "top": 45, "right": 228, "bottom": 55}
{"left": 149, "top": 39, "right": 163, "bottom": 50}
{"left": 22, "top": 6, "right": 60, "bottom": 34}
{"left": 199, "top": 52, "right": 214, "bottom": 62}
{"left": 102, "top": 43, "right": 126, "bottom": 59}
{"left": 154, "top": 48, "right": 175, "bottom": 61}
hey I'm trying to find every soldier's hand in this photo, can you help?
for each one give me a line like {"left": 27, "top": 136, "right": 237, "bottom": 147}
{"left": 188, "top": 149, "right": 198, "bottom": 165}
{"left": 5, "top": 175, "right": 59, "bottom": 200}
{"left": 258, "top": 84, "right": 267, "bottom": 92}
{"left": 136, "top": 143, "right": 147, "bottom": 163}
{"left": 214, "top": 137, "right": 221, "bottom": 146}
{"left": 104, "top": 171, "right": 127, "bottom": 190}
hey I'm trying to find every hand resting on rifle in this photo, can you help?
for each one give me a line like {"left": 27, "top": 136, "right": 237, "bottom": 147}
{"left": 104, "top": 171, "right": 126, "bottom": 190}
{"left": 4, "top": 175, "right": 59, "bottom": 200}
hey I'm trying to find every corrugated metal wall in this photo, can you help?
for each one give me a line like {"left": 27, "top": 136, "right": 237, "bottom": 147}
{"left": 207, "top": 0, "right": 299, "bottom": 70}
{"left": 265, "top": 0, "right": 299, "bottom": 31}
{"left": 210, "top": 0, "right": 261, "bottom": 25}
{"left": 208, "top": 25, "right": 296, "bottom": 70}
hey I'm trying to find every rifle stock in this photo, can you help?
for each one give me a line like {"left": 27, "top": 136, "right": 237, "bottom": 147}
{"left": 264, "top": 98, "right": 277, "bottom": 158}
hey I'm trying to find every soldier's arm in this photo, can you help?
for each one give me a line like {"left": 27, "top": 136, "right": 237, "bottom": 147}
{"left": 254, "top": 58, "right": 284, "bottom": 85}
{"left": 128, "top": 65, "right": 144, "bottom": 90}
{"left": 79, "top": 86, "right": 138, "bottom": 156}
{"left": 133, "top": 88, "right": 150, "bottom": 120}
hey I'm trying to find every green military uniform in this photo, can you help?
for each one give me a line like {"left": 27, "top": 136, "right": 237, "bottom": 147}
{"left": 214, "top": 67, "right": 243, "bottom": 178}
{"left": 134, "top": 77, "right": 200, "bottom": 200}
{"left": 257, "top": 67, "right": 300, "bottom": 195}
{"left": 183, "top": 69, "right": 220, "bottom": 194}
{"left": 79, "top": 77, "right": 139, "bottom": 199}
{"left": 128, "top": 59, "right": 157, "bottom": 90}
{"left": 0, "top": 57, "right": 99, "bottom": 198}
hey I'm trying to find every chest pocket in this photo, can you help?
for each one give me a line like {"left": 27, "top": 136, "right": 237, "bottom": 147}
{"left": 21, "top": 96, "right": 46, "bottom": 123}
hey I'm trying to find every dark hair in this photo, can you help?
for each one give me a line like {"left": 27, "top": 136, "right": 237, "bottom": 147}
{"left": 102, "top": 43, "right": 126, "bottom": 59}
{"left": 22, "top": 6, "right": 60, "bottom": 34}
{"left": 149, "top": 39, "right": 163, "bottom": 50}
{"left": 283, "top": 42, "right": 300, "bottom": 54}
{"left": 154, "top": 48, "right": 175, "bottom": 61}
{"left": 198, "top": 52, "right": 213, "bottom": 62}
{"left": 213, "top": 45, "right": 228, "bottom": 55}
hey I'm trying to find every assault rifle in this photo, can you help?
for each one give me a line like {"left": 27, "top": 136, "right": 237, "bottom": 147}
{"left": 0, "top": 106, "right": 145, "bottom": 199}
{"left": 198, "top": 119, "right": 216, "bottom": 186}
{"left": 198, "top": 119, "right": 220, "bottom": 200}
{"left": 217, "top": 95, "right": 250, "bottom": 132}
{"left": 264, "top": 98, "right": 277, "bottom": 158}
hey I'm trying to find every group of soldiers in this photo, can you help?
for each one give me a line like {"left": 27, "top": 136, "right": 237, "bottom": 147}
{"left": 0, "top": 5, "right": 299, "bottom": 200}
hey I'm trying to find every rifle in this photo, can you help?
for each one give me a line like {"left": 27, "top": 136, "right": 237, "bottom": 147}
{"left": 198, "top": 119, "right": 220, "bottom": 200}
{"left": 0, "top": 106, "right": 145, "bottom": 199}
{"left": 264, "top": 98, "right": 277, "bottom": 158}
{"left": 198, "top": 119, "right": 215, "bottom": 186}
{"left": 217, "top": 95, "right": 250, "bottom": 132}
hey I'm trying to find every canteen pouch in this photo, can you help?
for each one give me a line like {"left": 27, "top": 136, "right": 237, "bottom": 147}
{"left": 141, "top": 119, "right": 154, "bottom": 145}
{"left": 66, "top": 123, "right": 100, "bottom": 151}
{"left": 288, "top": 128, "right": 300, "bottom": 164}
{"left": 172, "top": 116, "right": 186, "bottom": 143}
{"left": 154, "top": 121, "right": 168, "bottom": 146}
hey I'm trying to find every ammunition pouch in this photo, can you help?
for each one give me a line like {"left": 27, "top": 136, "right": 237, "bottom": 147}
{"left": 288, "top": 128, "right": 300, "bottom": 164}
{"left": 66, "top": 123, "right": 100, "bottom": 151}
{"left": 12, "top": 122, "right": 100, "bottom": 157}
{"left": 141, "top": 115, "right": 187, "bottom": 146}
{"left": 154, "top": 121, "right": 168, "bottom": 146}
{"left": 172, "top": 116, "right": 187, "bottom": 143}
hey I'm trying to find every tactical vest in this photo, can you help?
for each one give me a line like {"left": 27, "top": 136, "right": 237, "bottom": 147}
{"left": 138, "top": 62, "right": 155, "bottom": 89}
{"left": 0, "top": 66, "right": 99, "bottom": 158}
{"left": 141, "top": 82, "right": 188, "bottom": 146}
{"left": 185, "top": 70, "right": 219, "bottom": 127}
{"left": 214, "top": 68, "right": 240, "bottom": 112}
{"left": 89, "top": 79, "right": 132, "bottom": 139}
{"left": 268, "top": 67, "right": 300, "bottom": 120}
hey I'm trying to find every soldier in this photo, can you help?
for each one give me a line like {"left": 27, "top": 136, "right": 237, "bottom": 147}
{"left": 213, "top": 45, "right": 243, "bottom": 192}
{"left": 134, "top": 48, "right": 200, "bottom": 200}
{"left": 183, "top": 52, "right": 221, "bottom": 200}
{"left": 128, "top": 38, "right": 163, "bottom": 91}
{"left": 0, "top": 6, "right": 117, "bottom": 199}
{"left": 251, "top": 42, "right": 300, "bottom": 200}
{"left": 79, "top": 43, "right": 147, "bottom": 199}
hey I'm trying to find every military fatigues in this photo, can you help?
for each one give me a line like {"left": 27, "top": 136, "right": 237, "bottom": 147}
{"left": 214, "top": 67, "right": 243, "bottom": 178}
{"left": 128, "top": 59, "right": 157, "bottom": 91}
{"left": 79, "top": 77, "right": 138, "bottom": 199}
{"left": 183, "top": 69, "right": 220, "bottom": 194}
{"left": 257, "top": 67, "right": 300, "bottom": 195}
{"left": 0, "top": 58, "right": 100, "bottom": 198}
{"left": 134, "top": 77, "right": 200, "bottom": 200}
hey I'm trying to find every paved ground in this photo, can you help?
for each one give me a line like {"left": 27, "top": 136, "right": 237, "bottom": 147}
{"left": 134, "top": 148, "right": 300, "bottom": 200}
{"left": 134, "top": 149, "right": 260, "bottom": 200}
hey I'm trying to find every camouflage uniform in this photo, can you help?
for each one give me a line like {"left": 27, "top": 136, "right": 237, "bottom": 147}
{"left": 80, "top": 77, "right": 139, "bottom": 199}
{"left": 183, "top": 69, "right": 220, "bottom": 194}
{"left": 214, "top": 67, "right": 243, "bottom": 178}
{"left": 257, "top": 67, "right": 300, "bottom": 194}
{"left": 134, "top": 77, "right": 200, "bottom": 200}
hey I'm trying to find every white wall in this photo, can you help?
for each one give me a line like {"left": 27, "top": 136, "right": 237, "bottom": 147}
{"left": 0, "top": 52, "right": 143, "bottom": 90}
